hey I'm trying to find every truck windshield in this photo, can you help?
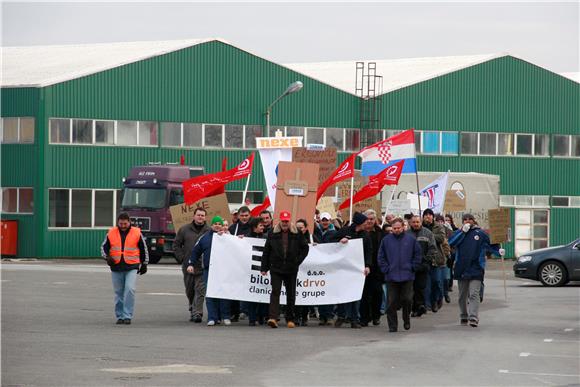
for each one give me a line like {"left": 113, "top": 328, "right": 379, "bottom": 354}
{"left": 121, "top": 188, "right": 166, "bottom": 209}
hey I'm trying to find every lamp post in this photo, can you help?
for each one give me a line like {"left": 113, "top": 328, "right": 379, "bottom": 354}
{"left": 265, "top": 81, "right": 303, "bottom": 136}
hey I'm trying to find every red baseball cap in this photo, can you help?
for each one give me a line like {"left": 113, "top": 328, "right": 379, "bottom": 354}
{"left": 279, "top": 211, "right": 292, "bottom": 221}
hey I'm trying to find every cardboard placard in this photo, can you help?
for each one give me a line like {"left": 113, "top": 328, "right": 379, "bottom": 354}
{"left": 169, "top": 193, "right": 230, "bottom": 233}
{"left": 336, "top": 171, "right": 381, "bottom": 219}
{"left": 274, "top": 161, "right": 319, "bottom": 234}
{"left": 316, "top": 197, "right": 337, "bottom": 219}
{"left": 292, "top": 147, "right": 337, "bottom": 197}
{"left": 387, "top": 199, "right": 411, "bottom": 215}
{"left": 444, "top": 189, "right": 466, "bottom": 211}
{"left": 488, "top": 208, "right": 511, "bottom": 244}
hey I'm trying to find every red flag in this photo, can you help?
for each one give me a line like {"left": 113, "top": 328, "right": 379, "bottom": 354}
{"left": 250, "top": 196, "right": 271, "bottom": 217}
{"left": 338, "top": 160, "right": 404, "bottom": 210}
{"left": 208, "top": 157, "right": 229, "bottom": 196}
{"left": 316, "top": 154, "right": 356, "bottom": 202}
{"left": 183, "top": 153, "right": 254, "bottom": 205}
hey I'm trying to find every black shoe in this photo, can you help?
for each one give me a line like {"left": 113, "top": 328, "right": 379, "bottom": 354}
{"left": 230, "top": 315, "right": 239, "bottom": 323}
{"left": 444, "top": 295, "right": 451, "bottom": 303}
{"left": 351, "top": 322, "right": 362, "bottom": 329}
{"left": 123, "top": 319, "right": 131, "bottom": 325}
{"left": 411, "top": 311, "right": 418, "bottom": 318}
{"left": 417, "top": 305, "right": 427, "bottom": 317}
{"left": 469, "top": 318, "right": 479, "bottom": 328}
{"left": 318, "top": 318, "right": 327, "bottom": 326}
{"left": 194, "top": 316, "right": 202, "bottom": 323}
{"left": 189, "top": 316, "right": 195, "bottom": 322}
{"left": 460, "top": 319, "right": 468, "bottom": 326}
{"left": 360, "top": 321, "right": 369, "bottom": 327}
{"left": 116, "top": 319, "right": 124, "bottom": 325}
{"left": 334, "top": 318, "right": 345, "bottom": 328}
{"left": 437, "top": 300, "right": 443, "bottom": 309}
{"left": 372, "top": 319, "right": 381, "bottom": 326}
{"left": 389, "top": 327, "right": 398, "bottom": 332}
{"left": 404, "top": 321, "right": 410, "bottom": 330}
{"left": 431, "top": 303, "right": 438, "bottom": 313}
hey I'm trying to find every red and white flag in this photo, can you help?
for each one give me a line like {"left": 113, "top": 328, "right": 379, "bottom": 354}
{"left": 338, "top": 160, "right": 404, "bottom": 210}
{"left": 183, "top": 153, "right": 254, "bottom": 205}
{"left": 316, "top": 154, "right": 356, "bottom": 201}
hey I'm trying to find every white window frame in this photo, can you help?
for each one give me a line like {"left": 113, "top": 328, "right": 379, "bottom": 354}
{"left": 1, "top": 117, "right": 35, "bottom": 144}
{"left": 552, "top": 134, "right": 572, "bottom": 158}
{"left": 1, "top": 187, "right": 34, "bottom": 215}
{"left": 551, "top": 196, "right": 571, "bottom": 208}
{"left": 48, "top": 188, "right": 119, "bottom": 230}
{"left": 305, "top": 127, "right": 326, "bottom": 146}
{"left": 460, "top": 131, "right": 479, "bottom": 156}
{"left": 514, "top": 133, "right": 535, "bottom": 157}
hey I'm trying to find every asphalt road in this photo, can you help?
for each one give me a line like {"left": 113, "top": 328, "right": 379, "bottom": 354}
{"left": 2, "top": 259, "right": 579, "bottom": 387}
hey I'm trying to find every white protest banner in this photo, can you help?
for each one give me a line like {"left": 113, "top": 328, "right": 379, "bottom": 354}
{"left": 206, "top": 234, "right": 365, "bottom": 305}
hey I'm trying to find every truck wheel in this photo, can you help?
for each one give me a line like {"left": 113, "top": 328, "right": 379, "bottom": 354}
{"left": 148, "top": 254, "right": 162, "bottom": 264}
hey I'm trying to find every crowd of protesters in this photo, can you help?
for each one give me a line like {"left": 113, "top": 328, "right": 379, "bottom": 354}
{"left": 103, "top": 204, "right": 504, "bottom": 331}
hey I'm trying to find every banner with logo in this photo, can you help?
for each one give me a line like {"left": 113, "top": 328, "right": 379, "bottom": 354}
{"left": 206, "top": 234, "right": 365, "bottom": 305}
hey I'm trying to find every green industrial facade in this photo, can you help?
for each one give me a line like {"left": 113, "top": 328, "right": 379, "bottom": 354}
{"left": 1, "top": 40, "right": 579, "bottom": 258}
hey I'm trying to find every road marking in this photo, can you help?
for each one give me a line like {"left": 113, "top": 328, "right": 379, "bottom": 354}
{"left": 522, "top": 282, "right": 533, "bottom": 285}
{"left": 520, "top": 352, "right": 580, "bottom": 359}
{"left": 102, "top": 364, "right": 232, "bottom": 374}
{"left": 145, "top": 292, "right": 182, "bottom": 296}
{"left": 499, "top": 369, "right": 579, "bottom": 378}
{"left": 544, "top": 338, "right": 579, "bottom": 343}
{"left": 52, "top": 281, "right": 68, "bottom": 285}
{"left": 564, "top": 328, "right": 574, "bottom": 332}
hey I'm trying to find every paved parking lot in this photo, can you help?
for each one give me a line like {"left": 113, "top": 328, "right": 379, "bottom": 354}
{"left": 2, "top": 259, "right": 579, "bottom": 386}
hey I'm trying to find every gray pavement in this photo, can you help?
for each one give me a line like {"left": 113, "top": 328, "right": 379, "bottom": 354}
{"left": 1, "top": 259, "right": 579, "bottom": 386}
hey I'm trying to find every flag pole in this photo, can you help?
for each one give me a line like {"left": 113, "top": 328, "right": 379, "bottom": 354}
{"left": 235, "top": 174, "right": 252, "bottom": 236}
{"left": 349, "top": 176, "right": 354, "bottom": 224}
{"left": 381, "top": 185, "right": 396, "bottom": 227}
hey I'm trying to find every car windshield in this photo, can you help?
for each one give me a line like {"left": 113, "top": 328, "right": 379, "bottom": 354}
{"left": 122, "top": 188, "right": 166, "bottom": 209}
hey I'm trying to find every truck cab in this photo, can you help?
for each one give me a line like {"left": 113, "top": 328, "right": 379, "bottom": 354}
{"left": 121, "top": 164, "right": 204, "bottom": 263}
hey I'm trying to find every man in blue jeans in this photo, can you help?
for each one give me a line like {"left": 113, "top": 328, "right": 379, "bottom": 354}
{"left": 101, "top": 212, "right": 149, "bottom": 325}
{"left": 187, "top": 216, "right": 231, "bottom": 326}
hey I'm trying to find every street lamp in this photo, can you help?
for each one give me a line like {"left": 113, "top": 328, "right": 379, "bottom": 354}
{"left": 265, "top": 81, "right": 303, "bottom": 136}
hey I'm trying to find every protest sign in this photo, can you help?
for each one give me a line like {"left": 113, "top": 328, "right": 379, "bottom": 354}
{"left": 316, "top": 196, "right": 337, "bottom": 219}
{"left": 206, "top": 234, "right": 365, "bottom": 305}
{"left": 488, "top": 208, "right": 511, "bottom": 244}
{"left": 169, "top": 193, "right": 230, "bottom": 233}
{"left": 292, "top": 147, "right": 337, "bottom": 197}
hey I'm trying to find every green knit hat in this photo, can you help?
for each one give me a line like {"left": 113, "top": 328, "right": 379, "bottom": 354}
{"left": 211, "top": 215, "right": 224, "bottom": 225}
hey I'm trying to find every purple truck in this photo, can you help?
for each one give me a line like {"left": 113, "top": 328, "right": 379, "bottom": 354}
{"left": 121, "top": 164, "right": 204, "bottom": 264}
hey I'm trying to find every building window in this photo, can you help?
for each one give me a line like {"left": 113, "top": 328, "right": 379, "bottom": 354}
{"left": 479, "top": 133, "right": 497, "bottom": 155}
{"left": 72, "top": 119, "right": 93, "bottom": 144}
{"left": 551, "top": 196, "right": 570, "bottom": 207}
{"left": 225, "top": 125, "right": 244, "bottom": 148}
{"left": 572, "top": 135, "right": 580, "bottom": 157}
{"left": 269, "top": 126, "right": 285, "bottom": 137}
{"left": 461, "top": 132, "right": 478, "bottom": 155}
{"left": 414, "top": 131, "right": 422, "bottom": 153}
{"left": 117, "top": 121, "right": 138, "bottom": 146}
{"left": 139, "top": 121, "right": 158, "bottom": 146}
{"left": 553, "top": 135, "right": 570, "bottom": 156}
{"left": 286, "top": 127, "right": 304, "bottom": 137}
{"left": 95, "top": 120, "right": 115, "bottom": 145}
{"left": 50, "top": 118, "right": 157, "bottom": 146}
{"left": 204, "top": 124, "right": 223, "bottom": 147}
{"left": 516, "top": 134, "right": 533, "bottom": 156}
{"left": 49, "top": 189, "right": 118, "bottom": 228}
{"left": 244, "top": 125, "right": 262, "bottom": 149}
{"left": 1, "top": 188, "right": 33, "bottom": 214}
{"left": 534, "top": 134, "right": 549, "bottom": 156}
{"left": 162, "top": 122, "right": 182, "bottom": 147}
{"left": 305, "top": 127, "right": 324, "bottom": 146}
{"left": 497, "top": 133, "right": 514, "bottom": 155}
{"left": 441, "top": 132, "right": 459, "bottom": 154}
{"left": 345, "top": 129, "right": 360, "bottom": 151}
{"left": 326, "top": 128, "right": 345, "bottom": 150}
{"left": 1, "top": 117, "right": 35, "bottom": 144}
{"left": 50, "top": 119, "right": 71, "bottom": 143}
{"left": 422, "top": 131, "right": 439, "bottom": 154}
{"left": 183, "top": 123, "right": 202, "bottom": 147}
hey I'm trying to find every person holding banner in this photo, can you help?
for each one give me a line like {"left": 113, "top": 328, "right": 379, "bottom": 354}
{"left": 331, "top": 212, "right": 372, "bottom": 329}
{"left": 174, "top": 207, "right": 210, "bottom": 323}
{"left": 313, "top": 212, "right": 338, "bottom": 326}
{"left": 260, "top": 211, "right": 309, "bottom": 329}
{"left": 229, "top": 206, "right": 252, "bottom": 322}
{"left": 378, "top": 217, "right": 422, "bottom": 332}
{"left": 246, "top": 217, "right": 269, "bottom": 326}
{"left": 187, "top": 216, "right": 231, "bottom": 327}
{"left": 360, "top": 209, "right": 385, "bottom": 327}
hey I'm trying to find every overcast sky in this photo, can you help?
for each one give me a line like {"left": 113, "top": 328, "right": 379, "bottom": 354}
{"left": 2, "top": 1, "right": 578, "bottom": 72}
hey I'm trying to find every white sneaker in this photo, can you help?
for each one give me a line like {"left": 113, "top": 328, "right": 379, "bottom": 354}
{"left": 223, "top": 319, "right": 232, "bottom": 326}
{"left": 207, "top": 320, "right": 216, "bottom": 326}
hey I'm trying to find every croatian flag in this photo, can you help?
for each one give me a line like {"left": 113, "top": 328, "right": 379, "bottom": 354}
{"left": 358, "top": 129, "right": 417, "bottom": 176}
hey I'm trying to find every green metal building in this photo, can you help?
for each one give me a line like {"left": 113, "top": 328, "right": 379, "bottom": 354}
{"left": 1, "top": 39, "right": 579, "bottom": 258}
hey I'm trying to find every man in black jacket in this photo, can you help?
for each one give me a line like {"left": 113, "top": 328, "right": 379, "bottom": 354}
{"left": 174, "top": 207, "right": 210, "bottom": 322}
{"left": 360, "top": 209, "right": 385, "bottom": 326}
{"left": 332, "top": 212, "right": 372, "bottom": 329}
{"left": 260, "top": 210, "right": 309, "bottom": 329}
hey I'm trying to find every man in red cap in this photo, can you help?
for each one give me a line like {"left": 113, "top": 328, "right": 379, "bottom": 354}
{"left": 260, "top": 210, "right": 310, "bottom": 328}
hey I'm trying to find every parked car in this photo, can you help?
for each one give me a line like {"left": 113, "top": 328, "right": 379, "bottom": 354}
{"left": 513, "top": 238, "right": 580, "bottom": 286}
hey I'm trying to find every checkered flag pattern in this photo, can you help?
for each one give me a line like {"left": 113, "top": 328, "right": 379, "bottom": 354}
{"left": 378, "top": 141, "right": 392, "bottom": 164}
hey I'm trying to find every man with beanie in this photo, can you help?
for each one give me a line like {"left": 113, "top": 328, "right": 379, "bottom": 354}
{"left": 260, "top": 211, "right": 309, "bottom": 329}
{"left": 449, "top": 213, "right": 504, "bottom": 327}
{"left": 331, "top": 212, "right": 372, "bottom": 329}
{"left": 187, "top": 216, "right": 231, "bottom": 326}
{"left": 378, "top": 217, "right": 422, "bottom": 332}
{"left": 174, "top": 207, "right": 210, "bottom": 322}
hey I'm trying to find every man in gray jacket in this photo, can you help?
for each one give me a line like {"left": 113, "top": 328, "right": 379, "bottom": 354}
{"left": 174, "top": 207, "right": 210, "bottom": 322}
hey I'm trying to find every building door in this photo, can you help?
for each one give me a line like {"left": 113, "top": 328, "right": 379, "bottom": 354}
{"left": 515, "top": 209, "right": 549, "bottom": 257}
